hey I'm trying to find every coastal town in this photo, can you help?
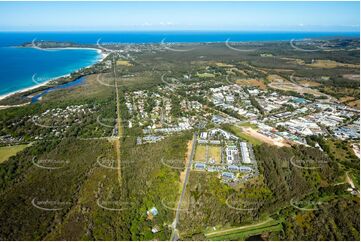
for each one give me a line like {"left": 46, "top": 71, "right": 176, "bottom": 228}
{"left": 0, "top": 38, "right": 359, "bottom": 241}
{"left": 1, "top": 40, "right": 360, "bottom": 185}
{"left": 119, "top": 69, "right": 359, "bottom": 184}
{"left": 0, "top": 1, "right": 360, "bottom": 241}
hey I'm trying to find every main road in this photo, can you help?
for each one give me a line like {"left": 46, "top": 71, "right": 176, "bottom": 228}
{"left": 113, "top": 55, "right": 123, "bottom": 186}
{"left": 170, "top": 132, "right": 197, "bottom": 241}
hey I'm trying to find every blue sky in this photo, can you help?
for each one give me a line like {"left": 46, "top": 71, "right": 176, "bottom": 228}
{"left": 0, "top": 1, "right": 359, "bottom": 32}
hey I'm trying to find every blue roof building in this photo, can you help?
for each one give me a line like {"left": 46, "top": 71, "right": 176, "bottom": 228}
{"left": 221, "top": 172, "right": 235, "bottom": 180}
{"left": 148, "top": 207, "right": 158, "bottom": 216}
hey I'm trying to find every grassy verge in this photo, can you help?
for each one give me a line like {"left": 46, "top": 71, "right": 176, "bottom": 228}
{"left": 238, "top": 122, "right": 258, "bottom": 129}
{"left": 205, "top": 218, "right": 282, "bottom": 241}
{"left": 222, "top": 124, "right": 263, "bottom": 146}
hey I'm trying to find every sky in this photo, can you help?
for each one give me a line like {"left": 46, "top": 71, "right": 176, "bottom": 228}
{"left": 0, "top": 1, "right": 359, "bottom": 32}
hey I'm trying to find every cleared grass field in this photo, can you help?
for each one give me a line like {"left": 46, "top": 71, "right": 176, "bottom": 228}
{"left": 226, "top": 125, "right": 263, "bottom": 146}
{"left": 238, "top": 121, "right": 258, "bottom": 129}
{"left": 205, "top": 218, "right": 282, "bottom": 241}
{"left": 116, "top": 60, "right": 133, "bottom": 66}
{"left": 194, "top": 145, "right": 221, "bottom": 163}
{"left": 196, "top": 72, "right": 215, "bottom": 78}
{"left": 307, "top": 59, "right": 359, "bottom": 69}
{"left": 0, "top": 144, "right": 29, "bottom": 163}
{"left": 236, "top": 78, "right": 267, "bottom": 90}
{"left": 194, "top": 145, "right": 207, "bottom": 162}
{"left": 208, "top": 146, "right": 222, "bottom": 164}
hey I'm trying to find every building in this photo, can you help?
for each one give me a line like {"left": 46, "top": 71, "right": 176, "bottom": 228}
{"left": 221, "top": 172, "right": 235, "bottom": 180}
{"left": 200, "top": 132, "right": 208, "bottom": 139}
{"left": 239, "top": 166, "right": 253, "bottom": 172}
{"left": 240, "top": 142, "right": 251, "bottom": 163}
{"left": 225, "top": 145, "right": 239, "bottom": 164}
{"left": 147, "top": 207, "right": 158, "bottom": 220}
{"left": 209, "top": 140, "right": 221, "bottom": 145}
{"left": 228, "top": 165, "right": 239, "bottom": 172}
{"left": 194, "top": 163, "right": 207, "bottom": 170}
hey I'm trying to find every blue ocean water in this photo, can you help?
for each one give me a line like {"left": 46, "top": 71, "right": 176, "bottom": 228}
{"left": 0, "top": 31, "right": 359, "bottom": 96}
{"left": 0, "top": 46, "right": 100, "bottom": 96}
{"left": 0, "top": 31, "right": 359, "bottom": 46}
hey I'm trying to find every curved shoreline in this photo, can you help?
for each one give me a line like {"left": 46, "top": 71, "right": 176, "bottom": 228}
{"left": 0, "top": 47, "right": 108, "bottom": 102}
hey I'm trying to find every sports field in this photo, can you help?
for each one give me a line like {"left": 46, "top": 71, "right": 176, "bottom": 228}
{"left": 194, "top": 144, "right": 221, "bottom": 163}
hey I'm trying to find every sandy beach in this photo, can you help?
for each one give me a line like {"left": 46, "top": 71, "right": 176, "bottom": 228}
{"left": 0, "top": 47, "right": 108, "bottom": 102}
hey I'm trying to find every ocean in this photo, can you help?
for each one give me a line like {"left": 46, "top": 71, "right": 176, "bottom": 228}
{"left": 0, "top": 31, "right": 359, "bottom": 96}
{"left": 0, "top": 46, "right": 100, "bottom": 96}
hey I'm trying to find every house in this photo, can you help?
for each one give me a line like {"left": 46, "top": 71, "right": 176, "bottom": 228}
{"left": 151, "top": 226, "right": 160, "bottom": 233}
{"left": 200, "top": 132, "right": 208, "bottom": 139}
{"left": 221, "top": 172, "right": 235, "bottom": 180}
{"left": 228, "top": 165, "right": 239, "bottom": 172}
{"left": 225, "top": 95, "right": 235, "bottom": 103}
{"left": 147, "top": 207, "right": 158, "bottom": 219}
{"left": 239, "top": 166, "right": 253, "bottom": 172}
{"left": 194, "top": 163, "right": 207, "bottom": 170}
{"left": 240, "top": 142, "right": 251, "bottom": 164}
{"left": 248, "top": 89, "right": 260, "bottom": 96}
